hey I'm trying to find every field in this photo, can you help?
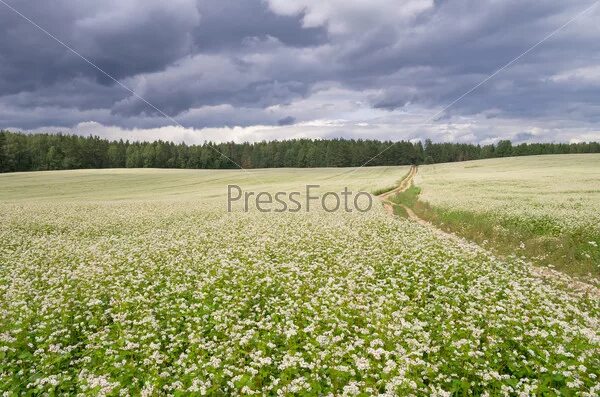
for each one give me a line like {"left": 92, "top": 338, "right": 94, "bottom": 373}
{"left": 413, "top": 154, "right": 600, "bottom": 278}
{"left": 1, "top": 164, "right": 599, "bottom": 395}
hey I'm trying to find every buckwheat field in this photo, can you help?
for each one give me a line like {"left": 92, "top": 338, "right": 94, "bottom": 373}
{"left": 1, "top": 165, "right": 598, "bottom": 396}
{"left": 416, "top": 154, "right": 600, "bottom": 238}
{"left": 415, "top": 154, "right": 600, "bottom": 277}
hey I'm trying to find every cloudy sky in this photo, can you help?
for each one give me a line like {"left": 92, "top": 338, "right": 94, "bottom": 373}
{"left": 1, "top": 0, "right": 600, "bottom": 144}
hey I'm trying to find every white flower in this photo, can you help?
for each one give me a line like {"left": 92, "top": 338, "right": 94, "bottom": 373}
{"left": 354, "top": 357, "right": 370, "bottom": 371}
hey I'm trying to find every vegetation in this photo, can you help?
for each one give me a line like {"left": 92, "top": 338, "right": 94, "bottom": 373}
{"left": 412, "top": 155, "right": 600, "bottom": 278}
{"left": 371, "top": 185, "right": 398, "bottom": 196}
{"left": 390, "top": 186, "right": 421, "bottom": 208}
{"left": 1, "top": 167, "right": 599, "bottom": 395}
{"left": 1, "top": 130, "right": 600, "bottom": 172}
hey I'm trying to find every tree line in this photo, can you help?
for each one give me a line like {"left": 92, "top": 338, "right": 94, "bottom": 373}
{"left": 1, "top": 130, "right": 599, "bottom": 173}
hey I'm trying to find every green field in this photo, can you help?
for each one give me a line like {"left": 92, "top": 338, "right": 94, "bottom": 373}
{"left": 413, "top": 154, "right": 600, "bottom": 278}
{"left": 0, "top": 162, "right": 599, "bottom": 395}
{"left": 0, "top": 166, "right": 409, "bottom": 202}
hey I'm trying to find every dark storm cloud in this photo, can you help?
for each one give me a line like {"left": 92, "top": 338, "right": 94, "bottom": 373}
{"left": 278, "top": 116, "right": 296, "bottom": 126}
{"left": 0, "top": 0, "right": 199, "bottom": 93}
{"left": 0, "top": 0, "right": 599, "bottom": 142}
{"left": 193, "top": 0, "right": 327, "bottom": 51}
{"left": 333, "top": 0, "right": 600, "bottom": 116}
{"left": 109, "top": 53, "right": 313, "bottom": 119}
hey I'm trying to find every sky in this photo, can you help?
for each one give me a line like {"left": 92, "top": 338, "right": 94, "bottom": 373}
{"left": 1, "top": 0, "right": 600, "bottom": 145}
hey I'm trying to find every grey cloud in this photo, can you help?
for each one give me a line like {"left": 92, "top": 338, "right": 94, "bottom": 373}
{"left": 193, "top": 0, "right": 327, "bottom": 51}
{"left": 0, "top": 1, "right": 200, "bottom": 93}
{"left": 317, "top": 0, "right": 600, "bottom": 119}
{"left": 277, "top": 116, "right": 296, "bottom": 125}
{"left": 0, "top": 0, "right": 600, "bottom": 143}
{"left": 512, "top": 132, "right": 536, "bottom": 143}
{"left": 110, "top": 52, "right": 312, "bottom": 120}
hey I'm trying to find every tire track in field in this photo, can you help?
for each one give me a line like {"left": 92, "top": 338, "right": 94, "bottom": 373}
{"left": 377, "top": 166, "right": 600, "bottom": 297}
{"left": 377, "top": 165, "right": 417, "bottom": 216}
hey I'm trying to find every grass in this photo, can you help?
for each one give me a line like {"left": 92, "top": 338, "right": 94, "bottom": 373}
{"left": 389, "top": 185, "right": 421, "bottom": 208}
{"left": 371, "top": 185, "right": 397, "bottom": 196}
{"left": 386, "top": 185, "right": 421, "bottom": 217}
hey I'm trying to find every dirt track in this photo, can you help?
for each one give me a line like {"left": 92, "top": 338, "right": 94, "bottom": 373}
{"left": 378, "top": 165, "right": 417, "bottom": 215}
{"left": 376, "top": 166, "right": 599, "bottom": 297}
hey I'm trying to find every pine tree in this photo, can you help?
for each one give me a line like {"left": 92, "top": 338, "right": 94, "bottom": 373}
{"left": 0, "top": 131, "right": 6, "bottom": 172}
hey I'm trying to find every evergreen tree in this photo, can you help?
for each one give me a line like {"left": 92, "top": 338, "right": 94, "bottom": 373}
{"left": 496, "top": 140, "right": 513, "bottom": 157}
{"left": 0, "top": 130, "right": 599, "bottom": 173}
{"left": 0, "top": 131, "right": 6, "bottom": 172}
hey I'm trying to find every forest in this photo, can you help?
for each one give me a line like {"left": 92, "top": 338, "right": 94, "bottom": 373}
{"left": 1, "top": 130, "right": 599, "bottom": 172}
